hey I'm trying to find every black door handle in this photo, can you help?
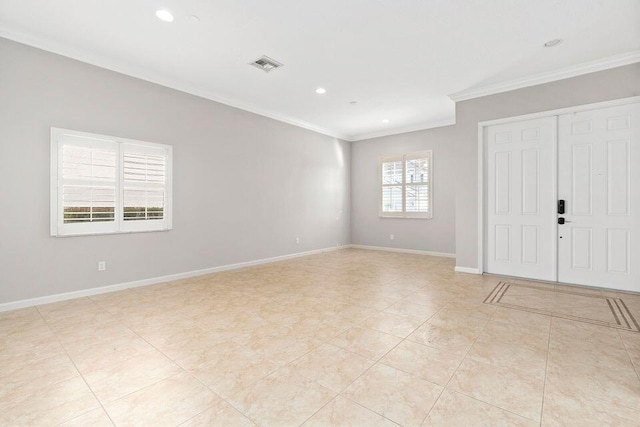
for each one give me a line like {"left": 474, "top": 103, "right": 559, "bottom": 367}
{"left": 558, "top": 218, "right": 565, "bottom": 224}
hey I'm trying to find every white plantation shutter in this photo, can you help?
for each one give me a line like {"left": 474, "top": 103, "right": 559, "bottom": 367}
{"left": 382, "top": 186, "right": 403, "bottom": 212}
{"left": 405, "top": 152, "right": 430, "bottom": 214}
{"left": 120, "top": 144, "right": 169, "bottom": 232}
{"left": 56, "top": 136, "right": 118, "bottom": 235}
{"left": 381, "top": 156, "right": 404, "bottom": 214}
{"left": 379, "top": 151, "right": 432, "bottom": 218}
{"left": 51, "top": 128, "right": 172, "bottom": 236}
{"left": 382, "top": 159, "right": 403, "bottom": 185}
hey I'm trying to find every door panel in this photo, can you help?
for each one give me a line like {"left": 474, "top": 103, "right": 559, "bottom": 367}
{"left": 521, "top": 149, "right": 539, "bottom": 214}
{"left": 521, "top": 225, "right": 538, "bottom": 264}
{"left": 485, "top": 117, "right": 556, "bottom": 280}
{"left": 558, "top": 103, "right": 640, "bottom": 292}
{"left": 570, "top": 227, "right": 592, "bottom": 270}
{"left": 571, "top": 144, "right": 592, "bottom": 215}
{"left": 607, "top": 139, "right": 629, "bottom": 215}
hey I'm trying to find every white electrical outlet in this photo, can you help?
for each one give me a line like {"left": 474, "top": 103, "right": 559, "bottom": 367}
{"left": 98, "top": 261, "right": 106, "bottom": 271}
{"left": 390, "top": 234, "right": 394, "bottom": 240}
{"left": 296, "top": 237, "right": 300, "bottom": 244}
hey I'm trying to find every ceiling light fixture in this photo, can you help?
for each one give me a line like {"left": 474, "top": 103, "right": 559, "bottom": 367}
{"left": 544, "top": 38, "right": 562, "bottom": 48}
{"left": 155, "top": 9, "right": 174, "bottom": 22}
{"left": 382, "top": 119, "right": 390, "bottom": 124}
{"left": 315, "top": 88, "right": 327, "bottom": 94}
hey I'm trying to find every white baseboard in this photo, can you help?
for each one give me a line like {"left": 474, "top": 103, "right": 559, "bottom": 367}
{"left": 0, "top": 245, "right": 346, "bottom": 313}
{"left": 454, "top": 266, "right": 481, "bottom": 274}
{"left": 348, "top": 244, "right": 456, "bottom": 258}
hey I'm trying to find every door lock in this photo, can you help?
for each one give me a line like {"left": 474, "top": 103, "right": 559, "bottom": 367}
{"left": 557, "top": 200, "right": 565, "bottom": 214}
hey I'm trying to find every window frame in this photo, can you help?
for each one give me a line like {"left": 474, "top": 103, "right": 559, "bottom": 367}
{"left": 379, "top": 150, "right": 433, "bottom": 219}
{"left": 50, "top": 127, "right": 173, "bottom": 237}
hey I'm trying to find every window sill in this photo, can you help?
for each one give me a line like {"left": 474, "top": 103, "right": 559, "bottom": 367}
{"left": 51, "top": 228, "right": 172, "bottom": 238}
{"left": 378, "top": 215, "right": 432, "bottom": 220}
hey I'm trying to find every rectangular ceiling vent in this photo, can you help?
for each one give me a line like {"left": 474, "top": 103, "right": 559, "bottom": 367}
{"left": 250, "top": 56, "right": 283, "bottom": 73}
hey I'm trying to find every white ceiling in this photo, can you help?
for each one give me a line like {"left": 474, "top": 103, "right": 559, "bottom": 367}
{"left": 1, "top": 0, "right": 639, "bottom": 140}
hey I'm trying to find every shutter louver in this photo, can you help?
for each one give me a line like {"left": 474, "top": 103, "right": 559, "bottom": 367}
{"left": 61, "top": 145, "right": 116, "bottom": 224}
{"left": 123, "top": 150, "right": 166, "bottom": 221}
{"left": 405, "top": 156, "right": 429, "bottom": 213}
{"left": 381, "top": 158, "right": 404, "bottom": 214}
{"left": 382, "top": 160, "right": 403, "bottom": 185}
{"left": 406, "top": 184, "right": 429, "bottom": 212}
{"left": 382, "top": 186, "right": 403, "bottom": 212}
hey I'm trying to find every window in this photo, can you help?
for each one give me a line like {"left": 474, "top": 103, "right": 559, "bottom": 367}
{"left": 50, "top": 128, "right": 173, "bottom": 236}
{"left": 379, "top": 150, "right": 432, "bottom": 218}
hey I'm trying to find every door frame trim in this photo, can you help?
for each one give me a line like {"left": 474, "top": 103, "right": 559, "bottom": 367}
{"left": 477, "top": 96, "right": 640, "bottom": 276}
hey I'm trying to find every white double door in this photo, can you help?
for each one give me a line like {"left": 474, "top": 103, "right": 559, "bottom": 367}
{"left": 486, "top": 102, "right": 640, "bottom": 292}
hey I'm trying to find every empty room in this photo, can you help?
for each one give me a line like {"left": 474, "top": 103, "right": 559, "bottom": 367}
{"left": 1, "top": 0, "right": 640, "bottom": 425}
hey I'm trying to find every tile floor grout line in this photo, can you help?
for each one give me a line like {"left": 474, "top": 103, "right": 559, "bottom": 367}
{"left": 198, "top": 308, "right": 390, "bottom": 427}
{"left": 86, "top": 298, "right": 252, "bottom": 426}
{"left": 176, "top": 398, "right": 256, "bottom": 427}
{"left": 34, "top": 303, "right": 118, "bottom": 427}
{"left": 118, "top": 292, "right": 329, "bottom": 427}
{"left": 538, "top": 315, "right": 554, "bottom": 427}
{"left": 617, "top": 328, "right": 640, "bottom": 382}
{"left": 426, "top": 307, "right": 494, "bottom": 424}
{"left": 307, "top": 303, "right": 450, "bottom": 427}
{"left": 434, "top": 305, "right": 545, "bottom": 424}
{"left": 294, "top": 302, "right": 439, "bottom": 427}
{"left": 282, "top": 311, "right": 403, "bottom": 426}
{"left": 130, "top": 334, "right": 264, "bottom": 426}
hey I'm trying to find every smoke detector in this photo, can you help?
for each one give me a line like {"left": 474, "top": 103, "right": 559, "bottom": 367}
{"left": 250, "top": 56, "right": 283, "bottom": 73}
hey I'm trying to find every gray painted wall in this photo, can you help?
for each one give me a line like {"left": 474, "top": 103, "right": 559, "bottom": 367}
{"left": 2, "top": 36, "right": 638, "bottom": 305}
{"left": 351, "top": 63, "right": 640, "bottom": 269}
{"left": 350, "top": 127, "right": 457, "bottom": 254}
{"left": 454, "top": 63, "right": 640, "bottom": 269}
{"left": 0, "top": 38, "right": 350, "bottom": 304}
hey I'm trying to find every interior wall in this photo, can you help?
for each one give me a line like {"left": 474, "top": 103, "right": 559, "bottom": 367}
{"left": 0, "top": 38, "right": 351, "bottom": 304}
{"left": 455, "top": 63, "right": 640, "bottom": 269}
{"left": 350, "top": 128, "right": 457, "bottom": 255}
{"left": 351, "top": 63, "right": 640, "bottom": 269}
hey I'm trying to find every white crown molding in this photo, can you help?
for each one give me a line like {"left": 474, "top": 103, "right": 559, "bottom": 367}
{"left": 5, "top": 27, "right": 638, "bottom": 143}
{"left": 0, "top": 28, "right": 350, "bottom": 141}
{"left": 348, "top": 118, "right": 456, "bottom": 142}
{"left": 0, "top": 245, "right": 347, "bottom": 312}
{"left": 348, "top": 244, "right": 455, "bottom": 258}
{"left": 449, "top": 49, "right": 640, "bottom": 102}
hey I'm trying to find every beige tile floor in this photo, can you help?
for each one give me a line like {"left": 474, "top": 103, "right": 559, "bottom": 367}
{"left": 1, "top": 248, "right": 640, "bottom": 426}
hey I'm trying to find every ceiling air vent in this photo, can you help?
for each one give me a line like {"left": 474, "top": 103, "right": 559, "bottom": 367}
{"left": 250, "top": 56, "right": 283, "bottom": 73}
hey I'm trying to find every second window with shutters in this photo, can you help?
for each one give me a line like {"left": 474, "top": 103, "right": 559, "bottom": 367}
{"left": 50, "top": 128, "right": 173, "bottom": 236}
{"left": 379, "top": 150, "right": 432, "bottom": 219}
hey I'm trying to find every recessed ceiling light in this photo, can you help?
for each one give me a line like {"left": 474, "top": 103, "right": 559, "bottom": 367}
{"left": 315, "top": 88, "right": 327, "bottom": 94}
{"left": 544, "top": 38, "right": 562, "bottom": 48}
{"left": 382, "top": 119, "right": 390, "bottom": 124}
{"left": 155, "top": 9, "right": 174, "bottom": 22}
